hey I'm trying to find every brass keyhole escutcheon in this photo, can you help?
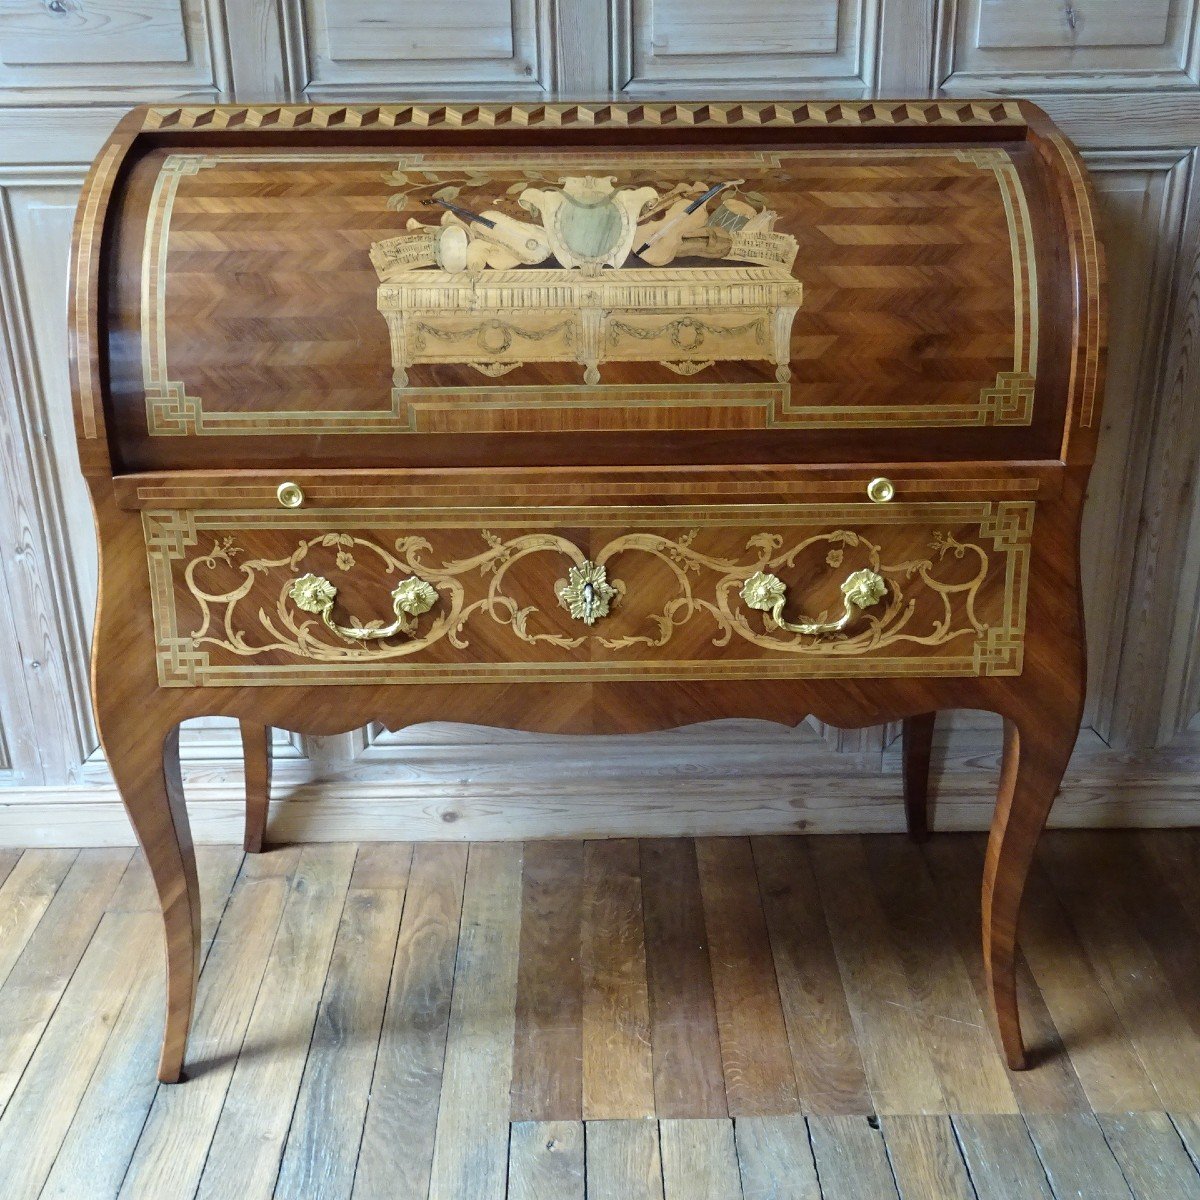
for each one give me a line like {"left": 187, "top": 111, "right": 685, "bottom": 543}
{"left": 867, "top": 476, "right": 895, "bottom": 504}
{"left": 557, "top": 560, "right": 617, "bottom": 626}
{"left": 277, "top": 481, "right": 305, "bottom": 509}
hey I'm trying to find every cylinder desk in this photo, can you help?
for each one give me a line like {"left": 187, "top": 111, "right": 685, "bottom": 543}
{"left": 70, "top": 101, "right": 1105, "bottom": 1083}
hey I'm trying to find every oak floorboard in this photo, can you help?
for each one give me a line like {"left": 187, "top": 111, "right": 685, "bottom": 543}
{"left": 584, "top": 1119, "right": 665, "bottom": 1200}
{"left": 640, "top": 839, "right": 727, "bottom": 1119}
{"left": 808, "top": 1115, "right": 900, "bottom": 1200}
{"left": 0, "top": 848, "right": 76, "bottom": 993}
{"left": 1098, "top": 1112, "right": 1200, "bottom": 1200}
{"left": 751, "top": 836, "right": 871, "bottom": 1116}
{"left": 1046, "top": 833, "right": 1200, "bottom": 1111}
{"left": 511, "top": 840, "right": 585, "bottom": 1122}
{"left": 507, "top": 1120, "right": 585, "bottom": 1200}
{"left": 194, "top": 844, "right": 357, "bottom": 1200}
{"left": 951, "top": 1113, "right": 1054, "bottom": 1199}
{"left": 275, "top": 882, "right": 408, "bottom": 1199}
{"left": 107, "top": 849, "right": 158, "bottom": 913}
{"left": 353, "top": 842, "right": 468, "bottom": 1200}
{"left": 882, "top": 1114, "right": 975, "bottom": 1200}
{"left": 809, "top": 837, "right": 945, "bottom": 1115}
{"left": 1024, "top": 1112, "right": 1135, "bottom": 1200}
{"left": 697, "top": 837, "right": 800, "bottom": 1116}
{"left": 919, "top": 836, "right": 1088, "bottom": 1115}
{"left": 0, "top": 848, "right": 130, "bottom": 1117}
{"left": 865, "top": 837, "right": 1018, "bottom": 1114}
{"left": 581, "top": 838, "right": 655, "bottom": 1120}
{"left": 426, "top": 842, "right": 523, "bottom": 1200}
{"left": 118, "top": 848, "right": 302, "bottom": 1199}
{"left": 1135, "top": 831, "right": 1200, "bottom": 943}
{"left": 40, "top": 848, "right": 244, "bottom": 1200}
{"left": 1018, "top": 863, "right": 1161, "bottom": 1113}
{"left": 1172, "top": 1114, "right": 1200, "bottom": 1174}
{"left": 1111, "top": 841, "right": 1200, "bottom": 1052}
{"left": 659, "top": 1118, "right": 743, "bottom": 1200}
{"left": 0, "top": 847, "right": 19, "bottom": 889}
{"left": 6, "top": 832, "right": 1200, "bottom": 1199}
{"left": 0, "top": 910, "right": 156, "bottom": 1200}
{"left": 734, "top": 1113, "right": 821, "bottom": 1200}
{"left": 1042, "top": 836, "right": 1200, "bottom": 1112}
{"left": 347, "top": 841, "right": 414, "bottom": 891}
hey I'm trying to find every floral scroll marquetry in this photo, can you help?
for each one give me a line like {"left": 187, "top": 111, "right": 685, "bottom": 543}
{"left": 145, "top": 502, "right": 1034, "bottom": 687}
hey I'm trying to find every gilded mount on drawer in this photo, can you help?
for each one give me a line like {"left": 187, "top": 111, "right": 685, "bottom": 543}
{"left": 370, "top": 173, "right": 802, "bottom": 387}
{"left": 143, "top": 503, "right": 1033, "bottom": 687}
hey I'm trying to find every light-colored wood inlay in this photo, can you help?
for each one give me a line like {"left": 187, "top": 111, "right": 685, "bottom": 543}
{"left": 140, "top": 101, "right": 1029, "bottom": 133}
{"left": 74, "top": 141, "right": 122, "bottom": 439}
{"left": 142, "top": 499, "right": 1034, "bottom": 687}
{"left": 141, "top": 146, "right": 1037, "bottom": 437}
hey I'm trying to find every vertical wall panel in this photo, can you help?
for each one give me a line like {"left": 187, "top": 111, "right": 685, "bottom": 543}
{"left": 1081, "top": 155, "right": 1190, "bottom": 733}
{"left": 1104, "top": 151, "right": 1200, "bottom": 747}
{"left": 0, "top": 177, "right": 94, "bottom": 782}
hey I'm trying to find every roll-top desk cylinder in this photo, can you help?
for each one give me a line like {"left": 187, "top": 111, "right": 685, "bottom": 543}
{"left": 70, "top": 102, "right": 1106, "bottom": 1083}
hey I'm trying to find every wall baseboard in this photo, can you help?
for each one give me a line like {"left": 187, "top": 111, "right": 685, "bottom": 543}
{"left": 2, "top": 741, "right": 1197, "bottom": 847}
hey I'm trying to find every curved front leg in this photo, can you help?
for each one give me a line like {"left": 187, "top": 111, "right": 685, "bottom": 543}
{"left": 101, "top": 716, "right": 200, "bottom": 1083}
{"left": 984, "top": 711, "right": 1078, "bottom": 1070}
{"left": 901, "top": 712, "right": 936, "bottom": 842}
{"left": 241, "top": 721, "right": 273, "bottom": 853}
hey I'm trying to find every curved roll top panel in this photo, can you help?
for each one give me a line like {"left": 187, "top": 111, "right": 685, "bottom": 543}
{"left": 70, "top": 101, "right": 1104, "bottom": 476}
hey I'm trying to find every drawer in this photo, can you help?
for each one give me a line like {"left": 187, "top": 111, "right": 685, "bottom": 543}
{"left": 143, "top": 486, "right": 1036, "bottom": 688}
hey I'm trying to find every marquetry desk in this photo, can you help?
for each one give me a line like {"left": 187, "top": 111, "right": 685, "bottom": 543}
{"left": 71, "top": 101, "right": 1105, "bottom": 1083}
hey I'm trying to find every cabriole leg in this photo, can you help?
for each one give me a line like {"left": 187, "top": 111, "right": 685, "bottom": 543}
{"left": 901, "top": 712, "right": 936, "bottom": 841}
{"left": 241, "top": 721, "right": 273, "bottom": 853}
{"left": 983, "top": 713, "right": 1077, "bottom": 1070}
{"left": 101, "top": 719, "right": 200, "bottom": 1083}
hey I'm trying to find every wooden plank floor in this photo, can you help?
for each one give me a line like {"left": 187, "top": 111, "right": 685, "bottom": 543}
{"left": 1, "top": 832, "right": 1200, "bottom": 1198}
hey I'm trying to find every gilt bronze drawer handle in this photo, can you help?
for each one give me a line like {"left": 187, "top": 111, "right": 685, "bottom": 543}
{"left": 556, "top": 560, "right": 617, "bottom": 626}
{"left": 288, "top": 572, "right": 438, "bottom": 642}
{"left": 740, "top": 567, "right": 887, "bottom": 636}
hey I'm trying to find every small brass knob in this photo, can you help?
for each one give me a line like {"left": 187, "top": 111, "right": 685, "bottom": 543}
{"left": 277, "top": 481, "right": 304, "bottom": 509}
{"left": 867, "top": 476, "right": 895, "bottom": 504}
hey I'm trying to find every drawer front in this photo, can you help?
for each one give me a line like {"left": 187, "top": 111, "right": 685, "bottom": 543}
{"left": 144, "top": 499, "right": 1034, "bottom": 687}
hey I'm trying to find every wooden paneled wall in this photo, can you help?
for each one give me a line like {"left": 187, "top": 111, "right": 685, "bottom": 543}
{"left": 0, "top": 0, "right": 1197, "bottom": 827}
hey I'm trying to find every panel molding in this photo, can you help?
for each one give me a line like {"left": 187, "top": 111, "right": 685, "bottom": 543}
{"left": 1078, "top": 150, "right": 1191, "bottom": 735}
{"left": 1103, "top": 147, "right": 1200, "bottom": 747}
{"left": 612, "top": 0, "right": 881, "bottom": 97}
{"left": 0, "top": 169, "right": 95, "bottom": 783}
{"left": 0, "top": 0, "right": 232, "bottom": 103}
{"left": 935, "top": 0, "right": 1200, "bottom": 94}
{"left": 286, "top": 0, "right": 553, "bottom": 98}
